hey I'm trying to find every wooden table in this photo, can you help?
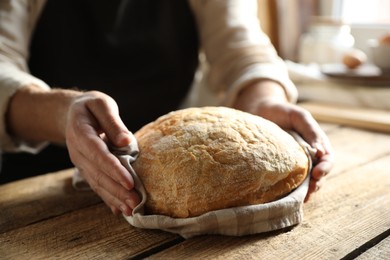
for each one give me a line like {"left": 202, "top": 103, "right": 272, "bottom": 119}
{"left": 1, "top": 118, "right": 390, "bottom": 259}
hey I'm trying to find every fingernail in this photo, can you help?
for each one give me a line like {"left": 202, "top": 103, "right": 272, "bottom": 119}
{"left": 117, "top": 132, "right": 132, "bottom": 146}
{"left": 119, "top": 204, "right": 128, "bottom": 214}
{"left": 126, "top": 199, "right": 136, "bottom": 209}
{"left": 312, "top": 142, "right": 325, "bottom": 156}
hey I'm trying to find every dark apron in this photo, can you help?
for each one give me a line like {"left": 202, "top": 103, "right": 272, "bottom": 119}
{"left": 1, "top": 0, "right": 199, "bottom": 183}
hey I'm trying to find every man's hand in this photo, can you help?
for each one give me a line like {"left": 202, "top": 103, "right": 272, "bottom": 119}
{"left": 65, "top": 91, "right": 141, "bottom": 215}
{"left": 7, "top": 86, "right": 140, "bottom": 215}
{"left": 233, "top": 80, "right": 335, "bottom": 201}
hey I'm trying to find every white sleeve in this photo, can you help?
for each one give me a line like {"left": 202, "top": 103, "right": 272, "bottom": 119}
{"left": 189, "top": 0, "right": 298, "bottom": 106}
{"left": 0, "top": 0, "right": 49, "bottom": 152}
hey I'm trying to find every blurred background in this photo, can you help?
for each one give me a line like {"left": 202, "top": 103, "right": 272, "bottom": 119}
{"left": 250, "top": 0, "right": 390, "bottom": 109}
{"left": 257, "top": 0, "right": 390, "bottom": 63}
{"left": 186, "top": 0, "right": 390, "bottom": 117}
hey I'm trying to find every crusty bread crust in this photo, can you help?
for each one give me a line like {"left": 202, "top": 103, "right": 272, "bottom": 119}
{"left": 132, "top": 107, "right": 309, "bottom": 218}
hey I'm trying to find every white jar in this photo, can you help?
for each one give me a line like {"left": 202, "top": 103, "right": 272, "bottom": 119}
{"left": 298, "top": 17, "right": 355, "bottom": 64}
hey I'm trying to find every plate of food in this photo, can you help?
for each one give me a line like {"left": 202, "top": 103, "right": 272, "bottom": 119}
{"left": 321, "top": 63, "right": 390, "bottom": 86}
{"left": 321, "top": 34, "right": 390, "bottom": 87}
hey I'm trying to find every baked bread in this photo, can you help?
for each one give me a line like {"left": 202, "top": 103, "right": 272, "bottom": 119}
{"left": 132, "top": 106, "right": 310, "bottom": 218}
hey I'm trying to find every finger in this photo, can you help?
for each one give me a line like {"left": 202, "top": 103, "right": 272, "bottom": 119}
{"left": 290, "top": 108, "right": 324, "bottom": 145}
{"left": 290, "top": 108, "right": 335, "bottom": 166}
{"left": 79, "top": 166, "right": 141, "bottom": 216}
{"left": 84, "top": 93, "right": 132, "bottom": 147}
{"left": 311, "top": 154, "right": 335, "bottom": 180}
{"left": 68, "top": 122, "right": 135, "bottom": 190}
{"left": 311, "top": 137, "right": 335, "bottom": 180}
{"left": 110, "top": 205, "right": 122, "bottom": 216}
{"left": 311, "top": 133, "right": 334, "bottom": 158}
{"left": 73, "top": 145, "right": 140, "bottom": 206}
{"left": 97, "top": 187, "right": 139, "bottom": 216}
{"left": 305, "top": 178, "right": 322, "bottom": 202}
{"left": 94, "top": 179, "right": 141, "bottom": 216}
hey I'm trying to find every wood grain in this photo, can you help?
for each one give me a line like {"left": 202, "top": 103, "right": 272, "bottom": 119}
{"left": 0, "top": 204, "right": 178, "bottom": 259}
{"left": 356, "top": 235, "right": 390, "bottom": 260}
{"left": 300, "top": 102, "right": 390, "bottom": 133}
{"left": 1, "top": 124, "right": 389, "bottom": 259}
{"left": 149, "top": 127, "right": 390, "bottom": 259}
{"left": 322, "top": 126, "right": 390, "bottom": 176}
{"left": 0, "top": 168, "right": 101, "bottom": 233}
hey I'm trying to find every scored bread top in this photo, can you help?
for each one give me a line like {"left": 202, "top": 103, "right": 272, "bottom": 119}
{"left": 132, "top": 106, "right": 310, "bottom": 218}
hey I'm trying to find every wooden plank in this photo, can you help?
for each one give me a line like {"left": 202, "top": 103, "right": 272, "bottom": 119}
{"left": 356, "top": 234, "right": 390, "bottom": 260}
{"left": 149, "top": 132, "right": 390, "bottom": 259}
{"left": 300, "top": 102, "right": 390, "bottom": 133}
{"left": 319, "top": 122, "right": 341, "bottom": 133}
{"left": 1, "top": 125, "right": 388, "bottom": 259}
{"left": 322, "top": 126, "right": 390, "bottom": 176}
{"left": 0, "top": 168, "right": 101, "bottom": 233}
{"left": 0, "top": 203, "right": 180, "bottom": 259}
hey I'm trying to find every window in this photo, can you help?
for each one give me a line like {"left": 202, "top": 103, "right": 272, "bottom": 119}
{"left": 341, "top": 0, "right": 390, "bottom": 25}
{"left": 320, "top": 0, "right": 390, "bottom": 61}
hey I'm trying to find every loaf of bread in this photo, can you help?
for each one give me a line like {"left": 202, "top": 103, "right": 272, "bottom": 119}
{"left": 132, "top": 106, "right": 310, "bottom": 218}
